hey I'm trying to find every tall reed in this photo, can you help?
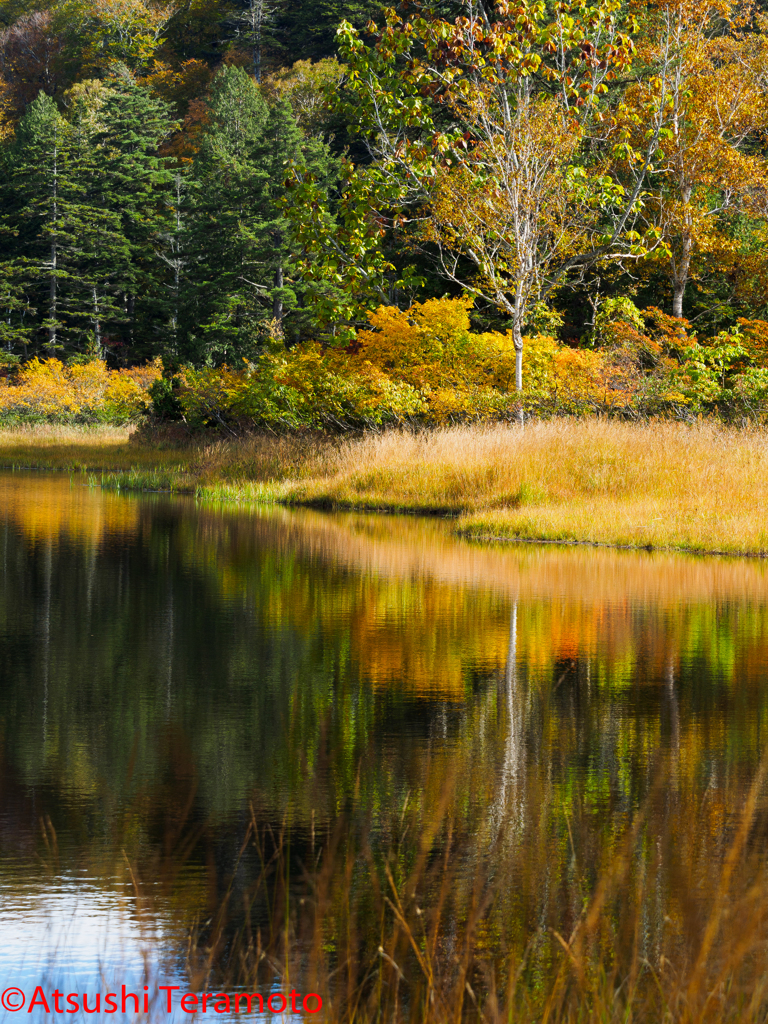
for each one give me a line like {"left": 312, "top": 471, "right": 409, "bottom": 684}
{"left": 122, "top": 746, "right": 768, "bottom": 1024}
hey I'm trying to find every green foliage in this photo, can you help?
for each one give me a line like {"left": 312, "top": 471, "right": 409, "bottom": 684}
{"left": 148, "top": 373, "right": 184, "bottom": 419}
{"left": 181, "top": 68, "right": 338, "bottom": 360}
{"left": 177, "top": 349, "right": 425, "bottom": 429}
{"left": 262, "top": 57, "right": 345, "bottom": 138}
{"left": 0, "top": 80, "right": 175, "bottom": 360}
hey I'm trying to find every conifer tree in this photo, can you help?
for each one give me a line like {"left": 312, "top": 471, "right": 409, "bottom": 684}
{"left": 5, "top": 93, "right": 75, "bottom": 353}
{"left": 250, "top": 97, "right": 306, "bottom": 325}
{"left": 183, "top": 65, "right": 270, "bottom": 361}
{"left": 1, "top": 90, "right": 143, "bottom": 358}
{"left": 95, "top": 74, "right": 176, "bottom": 359}
{"left": 184, "top": 69, "right": 336, "bottom": 360}
{"left": 155, "top": 169, "right": 191, "bottom": 360}
{"left": 64, "top": 88, "right": 131, "bottom": 355}
{"left": 0, "top": 261, "right": 33, "bottom": 354}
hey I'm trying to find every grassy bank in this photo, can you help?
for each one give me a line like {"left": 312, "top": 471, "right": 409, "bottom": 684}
{"left": 3, "top": 419, "right": 768, "bottom": 556}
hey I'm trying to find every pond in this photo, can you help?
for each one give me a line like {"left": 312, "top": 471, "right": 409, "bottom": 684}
{"left": 2, "top": 471, "right": 768, "bottom": 1021}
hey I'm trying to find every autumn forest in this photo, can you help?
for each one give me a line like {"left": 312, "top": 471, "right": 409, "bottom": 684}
{"left": 1, "top": 0, "right": 768, "bottom": 428}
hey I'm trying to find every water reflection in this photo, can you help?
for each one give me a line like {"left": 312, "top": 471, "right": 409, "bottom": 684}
{"left": 2, "top": 473, "right": 768, "bottom": 1010}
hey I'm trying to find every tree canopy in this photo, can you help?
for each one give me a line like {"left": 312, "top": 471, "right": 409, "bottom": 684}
{"left": 0, "top": 0, "right": 766, "bottom": 409}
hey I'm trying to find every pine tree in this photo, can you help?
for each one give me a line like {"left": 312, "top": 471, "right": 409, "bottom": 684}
{"left": 0, "top": 261, "right": 34, "bottom": 355}
{"left": 5, "top": 93, "right": 75, "bottom": 353}
{"left": 232, "top": 0, "right": 279, "bottom": 81}
{"left": 250, "top": 97, "right": 306, "bottom": 325}
{"left": 1, "top": 90, "right": 142, "bottom": 358}
{"left": 183, "top": 69, "right": 337, "bottom": 361}
{"left": 64, "top": 88, "right": 132, "bottom": 356}
{"left": 155, "top": 168, "right": 191, "bottom": 360}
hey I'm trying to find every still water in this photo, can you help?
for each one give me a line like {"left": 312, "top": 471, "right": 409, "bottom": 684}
{"left": 1, "top": 472, "right": 768, "bottom": 1018}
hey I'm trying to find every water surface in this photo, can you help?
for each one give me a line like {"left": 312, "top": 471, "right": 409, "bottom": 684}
{"left": 2, "top": 472, "right": 768, "bottom": 1016}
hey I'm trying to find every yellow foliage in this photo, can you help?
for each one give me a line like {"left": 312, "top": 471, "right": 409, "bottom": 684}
{"left": 349, "top": 297, "right": 522, "bottom": 420}
{"left": 0, "top": 357, "right": 162, "bottom": 422}
{"left": 172, "top": 297, "right": 768, "bottom": 430}
{"left": 349, "top": 299, "right": 630, "bottom": 420}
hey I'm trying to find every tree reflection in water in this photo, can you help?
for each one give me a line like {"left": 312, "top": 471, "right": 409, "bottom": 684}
{"left": 2, "top": 473, "right": 768, "bottom": 1019}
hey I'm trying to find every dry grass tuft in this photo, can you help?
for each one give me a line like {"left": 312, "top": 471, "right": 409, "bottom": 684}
{"left": 147, "top": 754, "right": 768, "bottom": 1024}
{"left": 0, "top": 422, "right": 133, "bottom": 446}
{"left": 0, "top": 423, "right": 181, "bottom": 473}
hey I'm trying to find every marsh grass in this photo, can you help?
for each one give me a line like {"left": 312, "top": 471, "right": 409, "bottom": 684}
{"left": 0, "top": 423, "right": 184, "bottom": 474}
{"left": 118, "top": 752, "right": 768, "bottom": 1024}
{"left": 5, "top": 419, "right": 768, "bottom": 554}
{"left": 285, "top": 420, "right": 768, "bottom": 550}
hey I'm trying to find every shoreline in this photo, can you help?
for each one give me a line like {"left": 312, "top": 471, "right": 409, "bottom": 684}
{"left": 2, "top": 419, "right": 768, "bottom": 560}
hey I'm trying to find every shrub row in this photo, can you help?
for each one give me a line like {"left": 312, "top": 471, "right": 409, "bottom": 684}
{"left": 4, "top": 298, "right": 768, "bottom": 428}
{"left": 0, "top": 357, "right": 162, "bottom": 424}
{"left": 171, "top": 298, "right": 768, "bottom": 429}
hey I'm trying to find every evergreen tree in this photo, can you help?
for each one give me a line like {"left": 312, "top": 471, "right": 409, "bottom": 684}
{"left": 95, "top": 74, "right": 177, "bottom": 360}
{"left": 231, "top": 0, "right": 279, "bottom": 81}
{"left": 0, "top": 83, "right": 174, "bottom": 360}
{"left": 4, "top": 93, "right": 75, "bottom": 353}
{"left": 63, "top": 89, "right": 132, "bottom": 356}
{"left": 250, "top": 97, "right": 306, "bottom": 325}
{"left": 183, "top": 69, "right": 337, "bottom": 361}
{"left": 155, "top": 168, "right": 191, "bottom": 360}
{"left": 0, "top": 91, "right": 126, "bottom": 356}
{"left": 182, "top": 65, "right": 270, "bottom": 362}
{"left": 0, "top": 261, "right": 34, "bottom": 355}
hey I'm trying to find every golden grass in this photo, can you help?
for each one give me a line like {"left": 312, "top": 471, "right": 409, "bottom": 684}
{"left": 135, "top": 752, "right": 768, "bottom": 1024}
{"left": 277, "top": 418, "right": 768, "bottom": 555}
{"left": 5, "top": 419, "right": 768, "bottom": 556}
{"left": 0, "top": 423, "right": 187, "bottom": 473}
{"left": 451, "top": 419, "right": 768, "bottom": 554}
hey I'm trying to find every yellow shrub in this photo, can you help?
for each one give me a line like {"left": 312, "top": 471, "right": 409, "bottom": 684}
{"left": 349, "top": 298, "right": 527, "bottom": 421}
{"left": 177, "top": 348, "right": 425, "bottom": 429}
{"left": 356, "top": 296, "right": 476, "bottom": 374}
{"left": 0, "top": 357, "right": 162, "bottom": 422}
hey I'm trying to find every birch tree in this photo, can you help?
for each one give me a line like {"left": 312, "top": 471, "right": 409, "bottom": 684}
{"left": 290, "top": 0, "right": 673, "bottom": 411}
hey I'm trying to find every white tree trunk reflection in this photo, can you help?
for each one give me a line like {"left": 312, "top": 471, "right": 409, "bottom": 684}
{"left": 491, "top": 600, "right": 525, "bottom": 835}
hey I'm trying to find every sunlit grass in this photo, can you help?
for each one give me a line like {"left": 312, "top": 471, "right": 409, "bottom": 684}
{"left": 5, "top": 419, "right": 768, "bottom": 555}
{"left": 0, "top": 423, "right": 186, "bottom": 473}
{"left": 284, "top": 419, "right": 768, "bottom": 554}
{"left": 123, "top": 752, "right": 768, "bottom": 1024}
